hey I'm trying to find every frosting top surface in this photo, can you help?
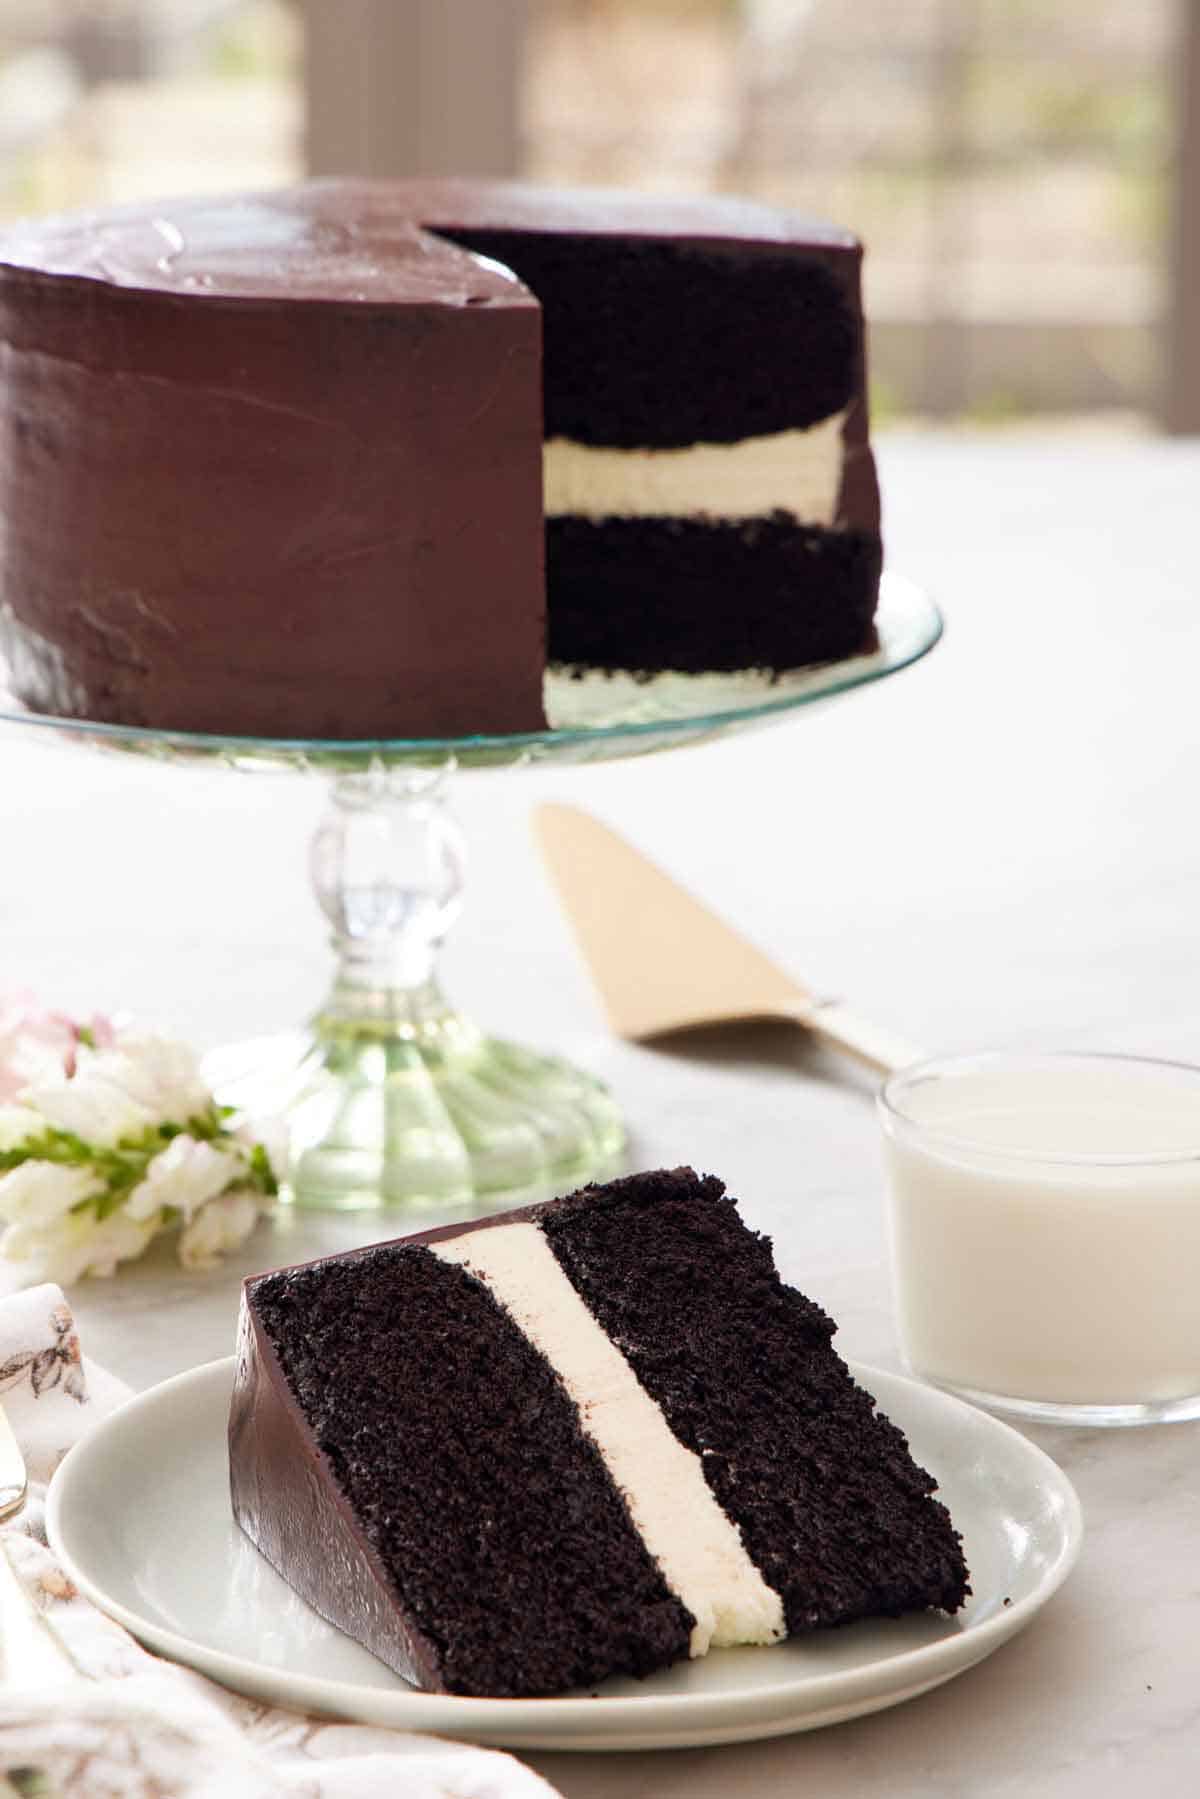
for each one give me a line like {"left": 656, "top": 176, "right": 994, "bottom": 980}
{"left": 0, "top": 184, "right": 529, "bottom": 306}
{"left": 0, "top": 178, "right": 859, "bottom": 305}
{"left": 409, "top": 177, "right": 859, "bottom": 249}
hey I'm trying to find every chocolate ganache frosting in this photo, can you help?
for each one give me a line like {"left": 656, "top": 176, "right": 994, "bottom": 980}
{"left": 0, "top": 180, "right": 880, "bottom": 739}
{"left": 0, "top": 183, "right": 546, "bottom": 739}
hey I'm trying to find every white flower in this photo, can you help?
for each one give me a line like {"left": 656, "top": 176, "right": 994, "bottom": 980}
{"left": 0, "top": 1000, "right": 280, "bottom": 1283}
{"left": 0, "top": 1209, "right": 155, "bottom": 1284}
{"left": 84, "top": 1032, "right": 212, "bottom": 1127}
{"left": 21, "top": 1071, "right": 156, "bottom": 1148}
{"left": 234, "top": 1112, "right": 290, "bottom": 1183}
{"left": 79, "top": 1212, "right": 159, "bottom": 1279}
{"left": 0, "top": 994, "right": 77, "bottom": 1102}
{"left": 178, "top": 1190, "right": 262, "bottom": 1270}
{"left": 124, "top": 1134, "right": 245, "bottom": 1223}
{"left": 0, "top": 1161, "right": 101, "bottom": 1225}
{"left": 0, "top": 1217, "right": 69, "bottom": 1281}
{"left": 0, "top": 1104, "right": 38, "bottom": 1152}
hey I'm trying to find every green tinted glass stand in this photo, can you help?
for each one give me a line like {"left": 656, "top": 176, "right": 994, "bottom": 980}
{"left": 207, "top": 762, "right": 625, "bottom": 1214}
{"left": 0, "top": 573, "right": 940, "bottom": 1217}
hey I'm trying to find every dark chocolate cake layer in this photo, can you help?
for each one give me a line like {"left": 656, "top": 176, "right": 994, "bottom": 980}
{"left": 546, "top": 515, "right": 882, "bottom": 674}
{"left": 539, "top": 1170, "right": 970, "bottom": 1631}
{"left": 235, "top": 1242, "right": 694, "bottom": 1696}
{"left": 434, "top": 232, "right": 859, "bottom": 447}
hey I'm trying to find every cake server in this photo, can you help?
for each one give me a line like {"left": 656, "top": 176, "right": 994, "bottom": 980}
{"left": 534, "top": 804, "right": 921, "bottom": 1077}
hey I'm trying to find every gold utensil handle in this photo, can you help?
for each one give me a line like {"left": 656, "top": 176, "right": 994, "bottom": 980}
{"left": 799, "top": 1002, "right": 923, "bottom": 1079}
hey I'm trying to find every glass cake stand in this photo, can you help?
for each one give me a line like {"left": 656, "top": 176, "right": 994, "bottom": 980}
{"left": 0, "top": 572, "right": 940, "bottom": 1215}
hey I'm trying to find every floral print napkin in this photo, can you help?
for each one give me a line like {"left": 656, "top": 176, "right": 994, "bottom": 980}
{"left": 0, "top": 1286, "right": 560, "bottom": 1799}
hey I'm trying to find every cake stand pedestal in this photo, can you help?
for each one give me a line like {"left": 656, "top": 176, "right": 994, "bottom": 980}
{"left": 211, "top": 761, "right": 623, "bottom": 1213}
{"left": 0, "top": 572, "right": 940, "bottom": 1217}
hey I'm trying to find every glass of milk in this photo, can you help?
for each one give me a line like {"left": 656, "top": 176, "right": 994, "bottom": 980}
{"left": 879, "top": 1052, "right": 1200, "bottom": 1425}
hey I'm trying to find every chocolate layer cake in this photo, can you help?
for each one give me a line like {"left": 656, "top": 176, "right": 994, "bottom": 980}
{"left": 0, "top": 181, "right": 880, "bottom": 739}
{"left": 230, "top": 1169, "right": 967, "bottom": 1698}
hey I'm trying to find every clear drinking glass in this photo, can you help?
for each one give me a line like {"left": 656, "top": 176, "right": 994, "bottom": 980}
{"left": 879, "top": 1051, "right": 1200, "bottom": 1426}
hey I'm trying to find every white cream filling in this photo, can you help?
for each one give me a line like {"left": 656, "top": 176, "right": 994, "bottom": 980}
{"left": 543, "top": 410, "right": 846, "bottom": 526}
{"left": 431, "top": 1222, "right": 785, "bottom": 1657}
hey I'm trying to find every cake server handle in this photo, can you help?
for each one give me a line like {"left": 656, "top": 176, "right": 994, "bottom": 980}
{"left": 791, "top": 1001, "right": 924, "bottom": 1080}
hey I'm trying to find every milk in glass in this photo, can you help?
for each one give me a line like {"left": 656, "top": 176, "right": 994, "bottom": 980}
{"left": 881, "top": 1057, "right": 1200, "bottom": 1412}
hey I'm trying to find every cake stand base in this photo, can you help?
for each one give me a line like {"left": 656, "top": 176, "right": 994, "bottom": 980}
{"left": 206, "top": 1017, "right": 624, "bottom": 1214}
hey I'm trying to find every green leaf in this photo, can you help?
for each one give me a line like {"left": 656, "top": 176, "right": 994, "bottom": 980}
{"left": 0, "top": 1111, "right": 280, "bottom": 1227}
{"left": 8, "top": 1768, "right": 59, "bottom": 1798}
{"left": 186, "top": 1107, "right": 227, "bottom": 1144}
{"left": 1, "top": 1121, "right": 176, "bottom": 1221}
{"left": 0, "top": 1128, "right": 93, "bottom": 1174}
{"left": 247, "top": 1141, "right": 279, "bottom": 1198}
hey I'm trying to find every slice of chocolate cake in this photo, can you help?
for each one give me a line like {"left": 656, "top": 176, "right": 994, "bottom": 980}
{"left": 229, "top": 1169, "right": 968, "bottom": 1698}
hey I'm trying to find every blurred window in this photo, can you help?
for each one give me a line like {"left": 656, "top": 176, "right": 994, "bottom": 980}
{"left": 0, "top": 0, "right": 1182, "bottom": 425}
{"left": 0, "top": 1, "right": 301, "bottom": 215}
{"left": 524, "top": 0, "right": 1176, "bottom": 423}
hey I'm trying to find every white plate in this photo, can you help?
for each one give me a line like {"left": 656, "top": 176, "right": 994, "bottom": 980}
{"left": 46, "top": 1357, "right": 1081, "bottom": 1752}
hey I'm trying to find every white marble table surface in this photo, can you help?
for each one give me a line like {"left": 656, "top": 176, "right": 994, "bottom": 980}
{"left": 3, "top": 432, "right": 1198, "bottom": 1795}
